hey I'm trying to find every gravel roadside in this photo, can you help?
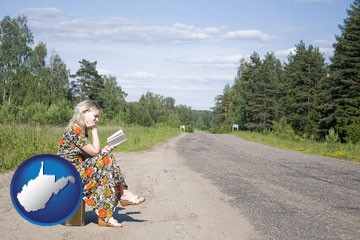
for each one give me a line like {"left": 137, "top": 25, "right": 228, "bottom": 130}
{"left": 0, "top": 133, "right": 257, "bottom": 240}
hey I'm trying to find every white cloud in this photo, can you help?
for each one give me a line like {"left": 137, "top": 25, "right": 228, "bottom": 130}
{"left": 313, "top": 39, "right": 333, "bottom": 47}
{"left": 123, "top": 71, "right": 157, "bottom": 79}
{"left": 274, "top": 47, "right": 296, "bottom": 58}
{"left": 27, "top": 16, "right": 223, "bottom": 43}
{"left": 120, "top": 72, "right": 233, "bottom": 90}
{"left": 26, "top": 11, "right": 276, "bottom": 45}
{"left": 19, "top": 7, "right": 62, "bottom": 17}
{"left": 121, "top": 72, "right": 232, "bottom": 109}
{"left": 319, "top": 47, "right": 334, "bottom": 55}
{"left": 168, "top": 54, "right": 243, "bottom": 68}
{"left": 97, "top": 68, "right": 114, "bottom": 76}
{"left": 313, "top": 40, "right": 334, "bottom": 56}
{"left": 224, "top": 30, "right": 277, "bottom": 42}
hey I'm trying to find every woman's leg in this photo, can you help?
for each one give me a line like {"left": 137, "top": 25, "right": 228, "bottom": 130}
{"left": 106, "top": 153, "right": 146, "bottom": 206}
{"left": 78, "top": 155, "right": 121, "bottom": 224}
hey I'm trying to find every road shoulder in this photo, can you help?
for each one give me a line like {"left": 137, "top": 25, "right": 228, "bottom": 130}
{"left": 0, "top": 134, "right": 257, "bottom": 240}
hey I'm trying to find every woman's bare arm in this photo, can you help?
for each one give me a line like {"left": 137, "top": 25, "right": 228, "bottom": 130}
{"left": 82, "top": 128, "right": 101, "bottom": 156}
{"left": 81, "top": 111, "right": 101, "bottom": 156}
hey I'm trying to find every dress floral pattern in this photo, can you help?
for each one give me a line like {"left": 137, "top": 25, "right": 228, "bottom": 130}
{"left": 58, "top": 125, "right": 127, "bottom": 222}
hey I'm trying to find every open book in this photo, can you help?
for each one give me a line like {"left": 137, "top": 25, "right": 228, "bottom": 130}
{"left": 107, "top": 129, "right": 127, "bottom": 148}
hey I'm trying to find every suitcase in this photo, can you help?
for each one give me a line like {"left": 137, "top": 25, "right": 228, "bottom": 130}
{"left": 61, "top": 201, "right": 85, "bottom": 226}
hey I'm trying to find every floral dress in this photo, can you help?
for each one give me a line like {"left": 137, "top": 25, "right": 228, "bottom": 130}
{"left": 57, "top": 125, "right": 127, "bottom": 222}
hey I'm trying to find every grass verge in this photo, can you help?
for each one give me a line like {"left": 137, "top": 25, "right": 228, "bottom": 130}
{"left": 0, "top": 124, "right": 180, "bottom": 172}
{"left": 233, "top": 131, "right": 360, "bottom": 163}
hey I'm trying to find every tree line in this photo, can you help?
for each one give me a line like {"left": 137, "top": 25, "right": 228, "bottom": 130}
{"left": 212, "top": 0, "right": 360, "bottom": 143}
{"left": 0, "top": 15, "right": 209, "bottom": 129}
{"left": 2, "top": 0, "right": 359, "bottom": 139}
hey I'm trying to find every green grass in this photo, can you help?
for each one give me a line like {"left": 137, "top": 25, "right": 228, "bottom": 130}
{"left": 0, "top": 124, "right": 180, "bottom": 172}
{"left": 98, "top": 125, "right": 180, "bottom": 152}
{"left": 233, "top": 131, "right": 360, "bottom": 163}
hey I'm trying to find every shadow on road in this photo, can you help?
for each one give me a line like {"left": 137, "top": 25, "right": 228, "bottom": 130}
{"left": 85, "top": 207, "right": 147, "bottom": 225}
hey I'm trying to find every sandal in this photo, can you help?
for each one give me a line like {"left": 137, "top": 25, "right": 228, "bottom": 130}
{"left": 120, "top": 195, "right": 146, "bottom": 207}
{"left": 98, "top": 217, "right": 123, "bottom": 227}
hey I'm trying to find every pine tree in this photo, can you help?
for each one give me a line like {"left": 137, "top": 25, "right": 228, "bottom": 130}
{"left": 255, "top": 53, "right": 283, "bottom": 130}
{"left": 320, "top": 0, "right": 360, "bottom": 140}
{"left": 228, "top": 52, "right": 282, "bottom": 131}
{"left": 212, "top": 84, "right": 232, "bottom": 130}
{"left": 71, "top": 59, "right": 104, "bottom": 104}
{"left": 283, "top": 41, "right": 327, "bottom": 136}
{"left": 231, "top": 53, "right": 262, "bottom": 130}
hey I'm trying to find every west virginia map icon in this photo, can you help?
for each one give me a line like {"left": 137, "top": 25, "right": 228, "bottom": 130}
{"left": 10, "top": 154, "right": 83, "bottom": 226}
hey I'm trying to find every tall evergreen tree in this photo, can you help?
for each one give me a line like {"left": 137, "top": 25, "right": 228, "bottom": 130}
{"left": 212, "top": 84, "right": 232, "bottom": 129}
{"left": 283, "top": 41, "right": 327, "bottom": 136}
{"left": 228, "top": 52, "right": 282, "bottom": 131}
{"left": 253, "top": 53, "right": 283, "bottom": 131}
{"left": 237, "top": 53, "right": 262, "bottom": 131}
{"left": 71, "top": 59, "right": 104, "bottom": 104}
{"left": 318, "top": 0, "right": 360, "bottom": 140}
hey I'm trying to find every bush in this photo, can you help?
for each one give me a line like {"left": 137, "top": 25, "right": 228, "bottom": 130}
{"left": 325, "top": 127, "right": 339, "bottom": 144}
{"left": 213, "top": 124, "right": 232, "bottom": 133}
{"left": 0, "top": 102, "right": 17, "bottom": 122}
{"left": 45, "top": 102, "right": 72, "bottom": 125}
{"left": 345, "top": 121, "right": 360, "bottom": 144}
{"left": 272, "top": 117, "right": 300, "bottom": 141}
{"left": 185, "top": 125, "right": 194, "bottom": 133}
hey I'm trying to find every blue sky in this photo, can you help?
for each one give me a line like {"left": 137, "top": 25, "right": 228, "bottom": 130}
{"left": 0, "top": 0, "right": 353, "bottom": 110}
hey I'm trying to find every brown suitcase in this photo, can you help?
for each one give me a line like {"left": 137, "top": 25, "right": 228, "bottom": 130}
{"left": 61, "top": 201, "right": 85, "bottom": 226}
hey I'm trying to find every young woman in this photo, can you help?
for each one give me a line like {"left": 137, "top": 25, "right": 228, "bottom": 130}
{"left": 58, "top": 100, "right": 145, "bottom": 227}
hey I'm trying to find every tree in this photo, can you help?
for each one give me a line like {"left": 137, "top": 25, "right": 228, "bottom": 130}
{"left": 193, "top": 110, "right": 213, "bottom": 130}
{"left": 283, "top": 41, "right": 327, "bottom": 136}
{"left": 47, "top": 53, "right": 71, "bottom": 104}
{"left": 26, "top": 42, "right": 53, "bottom": 106}
{"left": 71, "top": 59, "right": 104, "bottom": 103}
{"left": 230, "top": 53, "right": 268, "bottom": 131}
{"left": 212, "top": 84, "right": 232, "bottom": 130}
{"left": 319, "top": 0, "right": 360, "bottom": 140}
{"left": 124, "top": 101, "right": 153, "bottom": 126}
{"left": 227, "top": 52, "right": 283, "bottom": 132}
{"left": 100, "top": 75, "right": 127, "bottom": 120}
{"left": 0, "top": 15, "right": 33, "bottom": 105}
{"left": 251, "top": 53, "right": 283, "bottom": 131}
{"left": 139, "top": 91, "right": 165, "bottom": 124}
{"left": 176, "top": 104, "right": 193, "bottom": 126}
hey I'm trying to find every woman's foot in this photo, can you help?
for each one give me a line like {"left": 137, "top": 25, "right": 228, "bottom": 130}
{"left": 98, "top": 217, "right": 123, "bottom": 227}
{"left": 120, "top": 190, "right": 145, "bottom": 206}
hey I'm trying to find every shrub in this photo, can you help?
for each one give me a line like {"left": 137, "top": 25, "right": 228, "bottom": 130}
{"left": 45, "top": 102, "right": 72, "bottom": 125}
{"left": 345, "top": 121, "right": 360, "bottom": 144}
{"left": 185, "top": 125, "right": 194, "bottom": 133}
{"left": 325, "top": 127, "right": 339, "bottom": 144}
{"left": 272, "top": 117, "right": 299, "bottom": 141}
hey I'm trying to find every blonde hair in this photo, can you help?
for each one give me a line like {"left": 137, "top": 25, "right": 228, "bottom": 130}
{"left": 67, "top": 100, "right": 100, "bottom": 131}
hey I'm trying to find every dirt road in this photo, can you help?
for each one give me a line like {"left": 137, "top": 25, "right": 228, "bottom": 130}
{"left": 0, "top": 133, "right": 257, "bottom": 240}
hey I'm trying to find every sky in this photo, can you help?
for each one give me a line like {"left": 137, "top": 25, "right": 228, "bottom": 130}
{"left": 0, "top": 0, "right": 354, "bottom": 110}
